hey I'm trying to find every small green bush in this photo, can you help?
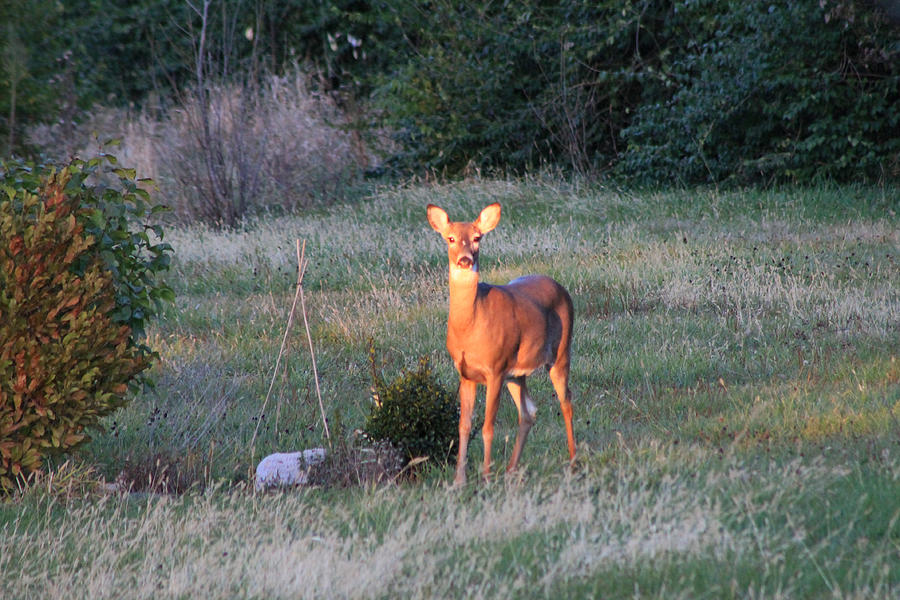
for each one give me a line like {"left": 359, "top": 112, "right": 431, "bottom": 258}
{"left": 0, "top": 154, "right": 172, "bottom": 492}
{"left": 364, "top": 344, "right": 458, "bottom": 466}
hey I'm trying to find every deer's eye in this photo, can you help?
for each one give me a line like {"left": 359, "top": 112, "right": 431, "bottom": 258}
{"left": 447, "top": 236, "right": 455, "bottom": 244}
{"left": 473, "top": 235, "right": 481, "bottom": 243}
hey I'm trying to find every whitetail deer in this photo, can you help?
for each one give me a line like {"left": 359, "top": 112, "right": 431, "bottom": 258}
{"left": 427, "top": 203, "right": 575, "bottom": 485}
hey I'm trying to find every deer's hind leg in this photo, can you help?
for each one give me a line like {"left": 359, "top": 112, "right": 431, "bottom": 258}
{"left": 549, "top": 363, "right": 576, "bottom": 463}
{"left": 505, "top": 376, "right": 536, "bottom": 473}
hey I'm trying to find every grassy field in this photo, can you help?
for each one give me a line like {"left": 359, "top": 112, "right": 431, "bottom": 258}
{"left": 2, "top": 179, "right": 899, "bottom": 598}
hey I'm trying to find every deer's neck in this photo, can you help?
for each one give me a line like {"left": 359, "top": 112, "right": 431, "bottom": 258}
{"left": 447, "top": 267, "right": 480, "bottom": 330}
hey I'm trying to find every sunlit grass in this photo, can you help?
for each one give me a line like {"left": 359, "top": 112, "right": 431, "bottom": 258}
{"left": 2, "top": 450, "right": 897, "bottom": 598}
{"left": 2, "top": 179, "right": 898, "bottom": 597}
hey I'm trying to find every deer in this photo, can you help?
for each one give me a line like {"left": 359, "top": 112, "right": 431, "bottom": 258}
{"left": 426, "top": 203, "right": 576, "bottom": 485}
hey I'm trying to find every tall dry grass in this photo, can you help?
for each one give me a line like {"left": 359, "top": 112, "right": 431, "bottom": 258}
{"left": 2, "top": 450, "right": 897, "bottom": 599}
{"left": 27, "top": 68, "right": 370, "bottom": 225}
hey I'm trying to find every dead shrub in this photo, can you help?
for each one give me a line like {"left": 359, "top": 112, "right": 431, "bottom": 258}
{"left": 27, "top": 67, "right": 370, "bottom": 227}
{"left": 306, "top": 437, "right": 406, "bottom": 489}
{"left": 112, "top": 451, "right": 209, "bottom": 495}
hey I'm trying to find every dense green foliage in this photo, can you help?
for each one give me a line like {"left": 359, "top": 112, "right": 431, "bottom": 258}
{"left": 620, "top": 0, "right": 900, "bottom": 183}
{"left": 0, "top": 155, "right": 172, "bottom": 491}
{"left": 364, "top": 346, "right": 458, "bottom": 465}
{"left": 1, "top": 0, "right": 897, "bottom": 183}
{"left": 0, "top": 0, "right": 190, "bottom": 154}
{"left": 372, "top": 1, "right": 647, "bottom": 175}
{"left": 374, "top": 0, "right": 899, "bottom": 182}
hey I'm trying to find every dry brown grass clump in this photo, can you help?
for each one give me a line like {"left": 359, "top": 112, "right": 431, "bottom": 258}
{"left": 27, "top": 68, "right": 372, "bottom": 226}
{"left": 307, "top": 438, "right": 407, "bottom": 488}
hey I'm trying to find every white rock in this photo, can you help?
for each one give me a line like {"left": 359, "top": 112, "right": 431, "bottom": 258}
{"left": 255, "top": 448, "right": 326, "bottom": 491}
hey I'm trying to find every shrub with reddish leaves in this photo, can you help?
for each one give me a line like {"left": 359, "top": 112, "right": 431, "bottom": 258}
{"left": 0, "top": 157, "right": 171, "bottom": 491}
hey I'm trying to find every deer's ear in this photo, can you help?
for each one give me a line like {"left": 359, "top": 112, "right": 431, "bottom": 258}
{"left": 475, "top": 203, "right": 501, "bottom": 234}
{"left": 426, "top": 204, "right": 450, "bottom": 234}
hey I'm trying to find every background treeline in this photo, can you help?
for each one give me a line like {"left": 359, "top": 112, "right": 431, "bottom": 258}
{"left": 1, "top": 0, "right": 898, "bottom": 187}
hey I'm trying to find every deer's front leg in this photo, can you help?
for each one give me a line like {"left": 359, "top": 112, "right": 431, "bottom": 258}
{"left": 454, "top": 378, "right": 478, "bottom": 486}
{"left": 481, "top": 375, "right": 503, "bottom": 481}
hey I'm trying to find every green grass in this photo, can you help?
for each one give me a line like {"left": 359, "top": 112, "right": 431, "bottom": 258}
{"left": 2, "top": 180, "right": 899, "bottom": 598}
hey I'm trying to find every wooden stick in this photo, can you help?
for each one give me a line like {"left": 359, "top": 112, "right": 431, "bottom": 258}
{"left": 297, "top": 240, "right": 330, "bottom": 443}
{"left": 250, "top": 239, "right": 329, "bottom": 464}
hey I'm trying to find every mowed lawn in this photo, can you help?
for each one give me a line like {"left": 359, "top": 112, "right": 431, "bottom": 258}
{"left": 2, "top": 180, "right": 898, "bottom": 598}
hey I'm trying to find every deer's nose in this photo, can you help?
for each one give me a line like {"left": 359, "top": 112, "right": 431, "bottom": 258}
{"left": 457, "top": 255, "right": 473, "bottom": 269}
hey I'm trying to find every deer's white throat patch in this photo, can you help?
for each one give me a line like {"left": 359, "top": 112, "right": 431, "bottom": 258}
{"left": 449, "top": 263, "right": 478, "bottom": 279}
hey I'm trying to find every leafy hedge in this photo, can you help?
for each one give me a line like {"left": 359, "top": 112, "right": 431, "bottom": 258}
{"left": 371, "top": 1, "right": 649, "bottom": 176}
{"left": 0, "top": 155, "right": 172, "bottom": 491}
{"left": 620, "top": 0, "right": 900, "bottom": 183}
{"left": 373, "top": 0, "right": 899, "bottom": 183}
